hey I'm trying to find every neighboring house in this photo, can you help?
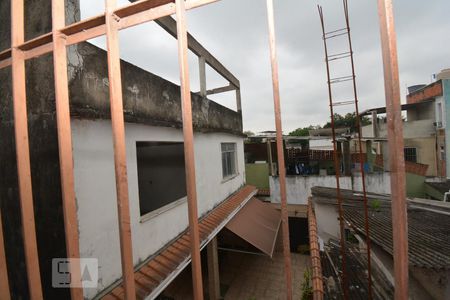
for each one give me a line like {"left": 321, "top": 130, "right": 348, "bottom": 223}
{"left": 0, "top": 1, "right": 284, "bottom": 299}
{"left": 310, "top": 186, "right": 450, "bottom": 299}
{"left": 361, "top": 94, "right": 439, "bottom": 177}
{"left": 361, "top": 68, "right": 450, "bottom": 179}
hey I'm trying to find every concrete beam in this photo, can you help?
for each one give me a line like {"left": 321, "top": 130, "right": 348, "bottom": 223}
{"left": 154, "top": 16, "right": 240, "bottom": 88}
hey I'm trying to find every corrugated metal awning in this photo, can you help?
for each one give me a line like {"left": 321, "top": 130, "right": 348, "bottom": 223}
{"left": 226, "top": 197, "right": 281, "bottom": 258}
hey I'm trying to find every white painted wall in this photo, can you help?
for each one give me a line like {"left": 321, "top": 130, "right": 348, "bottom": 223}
{"left": 353, "top": 173, "right": 391, "bottom": 195}
{"left": 314, "top": 202, "right": 341, "bottom": 241}
{"left": 71, "top": 120, "right": 245, "bottom": 299}
{"left": 269, "top": 175, "right": 352, "bottom": 205}
{"left": 269, "top": 173, "right": 391, "bottom": 205}
{"left": 309, "top": 139, "right": 333, "bottom": 150}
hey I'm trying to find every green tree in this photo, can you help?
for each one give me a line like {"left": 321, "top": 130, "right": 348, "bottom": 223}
{"left": 243, "top": 130, "right": 255, "bottom": 137}
{"left": 289, "top": 125, "right": 321, "bottom": 136}
{"left": 323, "top": 112, "right": 371, "bottom": 132}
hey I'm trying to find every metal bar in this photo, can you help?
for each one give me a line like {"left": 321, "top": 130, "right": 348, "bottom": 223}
{"left": 266, "top": 0, "right": 292, "bottom": 299}
{"left": 324, "top": 31, "right": 348, "bottom": 40}
{"left": 105, "top": 0, "right": 136, "bottom": 299}
{"left": 0, "top": 210, "right": 11, "bottom": 300}
{"left": 51, "top": 0, "right": 83, "bottom": 298}
{"left": 377, "top": 0, "right": 409, "bottom": 299}
{"left": 175, "top": 0, "right": 204, "bottom": 299}
{"left": 324, "top": 27, "right": 347, "bottom": 36}
{"left": 329, "top": 75, "right": 354, "bottom": 84}
{"left": 0, "top": 1, "right": 223, "bottom": 71}
{"left": 318, "top": 5, "right": 349, "bottom": 298}
{"left": 11, "top": 0, "right": 44, "bottom": 299}
{"left": 342, "top": 0, "right": 373, "bottom": 298}
{"left": 332, "top": 100, "right": 354, "bottom": 107}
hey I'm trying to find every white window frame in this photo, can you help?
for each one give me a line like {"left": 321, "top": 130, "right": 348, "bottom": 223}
{"left": 221, "top": 143, "right": 238, "bottom": 181}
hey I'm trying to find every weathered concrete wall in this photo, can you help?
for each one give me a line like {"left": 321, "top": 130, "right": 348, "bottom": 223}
{"left": 270, "top": 176, "right": 352, "bottom": 205}
{"left": 0, "top": 0, "right": 242, "bottom": 298}
{"left": 270, "top": 173, "right": 391, "bottom": 205}
{"left": 69, "top": 42, "right": 243, "bottom": 135}
{"left": 0, "top": 1, "right": 80, "bottom": 299}
{"left": 71, "top": 120, "right": 245, "bottom": 299}
{"left": 353, "top": 173, "right": 391, "bottom": 195}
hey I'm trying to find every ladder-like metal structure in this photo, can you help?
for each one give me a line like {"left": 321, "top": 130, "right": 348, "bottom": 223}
{"left": 318, "top": 1, "right": 373, "bottom": 299}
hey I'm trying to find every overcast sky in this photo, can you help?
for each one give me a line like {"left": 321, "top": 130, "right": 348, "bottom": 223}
{"left": 81, "top": 0, "right": 450, "bottom": 134}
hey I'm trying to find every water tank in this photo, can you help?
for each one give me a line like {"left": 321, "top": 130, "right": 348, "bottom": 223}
{"left": 407, "top": 84, "right": 426, "bottom": 94}
{"left": 437, "top": 68, "right": 450, "bottom": 80}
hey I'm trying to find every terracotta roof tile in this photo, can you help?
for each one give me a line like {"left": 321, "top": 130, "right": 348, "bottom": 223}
{"left": 101, "top": 185, "right": 257, "bottom": 299}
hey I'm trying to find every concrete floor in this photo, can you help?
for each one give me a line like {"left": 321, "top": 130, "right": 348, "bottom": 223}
{"left": 221, "top": 251, "right": 309, "bottom": 300}
{"left": 161, "top": 250, "right": 310, "bottom": 300}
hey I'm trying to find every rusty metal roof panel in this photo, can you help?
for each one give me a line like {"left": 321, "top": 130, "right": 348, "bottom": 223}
{"left": 101, "top": 185, "right": 257, "bottom": 299}
{"left": 225, "top": 197, "right": 281, "bottom": 257}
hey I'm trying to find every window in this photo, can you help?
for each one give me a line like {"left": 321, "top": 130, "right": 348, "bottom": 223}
{"left": 136, "top": 142, "right": 187, "bottom": 217}
{"left": 221, "top": 143, "right": 237, "bottom": 179}
{"left": 404, "top": 147, "right": 417, "bottom": 163}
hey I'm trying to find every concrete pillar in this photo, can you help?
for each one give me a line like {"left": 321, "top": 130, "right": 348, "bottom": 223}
{"left": 343, "top": 141, "right": 351, "bottom": 176}
{"left": 199, "top": 56, "right": 206, "bottom": 97}
{"left": 207, "top": 237, "right": 220, "bottom": 300}
{"left": 267, "top": 140, "right": 274, "bottom": 176}
{"left": 371, "top": 111, "right": 378, "bottom": 138}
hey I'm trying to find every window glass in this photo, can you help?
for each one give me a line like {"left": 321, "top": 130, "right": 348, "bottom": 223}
{"left": 221, "top": 143, "right": 237, "bottom": 179}
{"left": 404, "top": 147, "right": 417, "bottom": 163}
{"left": 136, "top": 142, "right": 187, "bottom": 216}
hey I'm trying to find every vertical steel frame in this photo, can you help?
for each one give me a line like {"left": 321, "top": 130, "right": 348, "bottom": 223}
{"left": 342, "top": 1, "right": 373, "bottom": 298}
{"left": 105, "top": 0, "right": 137, "bottom": 298}
{"left": 318, "top": 1, "right": 374, "bottom": 298}
{"left": 265, "top": 0, "right": 293, "bottom": 299}
{"left": 377, "top": 0, "right": 409, "bottom": 298}
{"left": 51, "top": 0, "right": 83, "bottom": 298}
{"left": 317, "top": 7, "right": 349, "bottom": 298}
{"left": 0, "top": 210, "right": 11, "bottom": 300}
{"left": 10, "top": 0, "right": 44, "bottom": 299}
{"left": 175, "top": 0, "right": 204, "bottom": 298}
{"left": 1, "top": 0, "right": 409, "bottom": 299}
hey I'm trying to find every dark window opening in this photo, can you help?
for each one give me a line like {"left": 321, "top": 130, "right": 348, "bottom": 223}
{"left": 404, "top": 147, "right": 417, "bottom": 163}
{"left": 222, "top": 143, "right": 237, "bottom": 178}
{"left": 136, "top": 141, "right": 187, "bottom": 216}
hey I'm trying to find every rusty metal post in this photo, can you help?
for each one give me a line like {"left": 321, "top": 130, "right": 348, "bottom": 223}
{"left": 175, "top": 0, "right": 204, "bottom": 299}
{"left": 342, "top": 1, "right": 373, "bottom": 298}
{"left": 0, "top": 210, "right": 11, "bottom": 300}
{"left": 10, "top": 0, "right": 44, "bottom": 299}
{"left": 265, "top": 0, "right": 293, "bottom": 299}
{"left": 317, "top": 6, "right": 349, "bottom": 298}
{"left": 105, "top": 0, "right": 137, "bottom": 298}
{"left": 377, "top": 0, "right": 409, "bottom": 299}
{"left": 51, "top": 0, "right": 83, "bottom": 298}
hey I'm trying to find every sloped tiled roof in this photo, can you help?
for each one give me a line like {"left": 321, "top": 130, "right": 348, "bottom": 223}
{"left": 101, "top": 185, "right": 257, "bottom": 300}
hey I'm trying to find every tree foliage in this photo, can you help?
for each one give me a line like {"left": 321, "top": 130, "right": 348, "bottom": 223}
{"left": 289, "top": 113, "right": 371, "bottom": 136}
{"left": 289, "top": 125, "right": 321, "bottom": 136}
{"left": 243, "top": 131, "right": 255, "bottom": 137}
{"left": 323, "top": 112, "right": 371, "bottom": 132}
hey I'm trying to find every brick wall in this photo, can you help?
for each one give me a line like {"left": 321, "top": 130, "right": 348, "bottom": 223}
{"left": 407, "top": 80, "right": 442, "bottom": 104}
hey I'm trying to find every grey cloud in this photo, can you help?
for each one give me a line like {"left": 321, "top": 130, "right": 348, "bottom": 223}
{"left": 81, "top": 0, "right": 450, "bottom": 133}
